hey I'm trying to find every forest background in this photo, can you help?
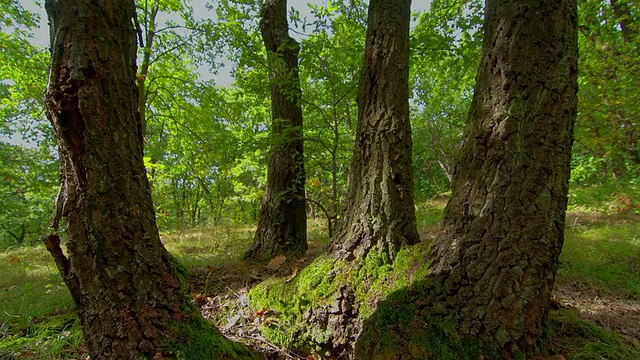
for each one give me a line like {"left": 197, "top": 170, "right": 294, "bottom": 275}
{"left": 2, "top": 0, "right": 638, "bottom": 247}
{"left": 0, "top": 0, "right": 639, "bottom": 358}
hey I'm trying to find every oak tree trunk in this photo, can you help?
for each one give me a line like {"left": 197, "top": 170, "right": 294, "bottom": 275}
{"left": 330, "top": 0, "right": 419, "bottom": 263}
{"left": 43, "top": 1, "right": 254, "bottom": 358}
{"left": 429, "top": 0, "right": 578, "bottom": 354}
{"left": 246, "top": 0, "right": 307, "bottom": 262}
{"left": 356, "top": 0, "right": 578, "bottom": 358}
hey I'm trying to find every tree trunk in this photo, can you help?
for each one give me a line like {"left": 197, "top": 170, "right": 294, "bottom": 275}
{"left": 43, "top": 1, "right": 255, "bottom": 358}
{"left": 356, "top": 0, "right": 578, "bottom": 358}
{"left": 427, "top": 0, "right": 578, "bottom": 350}
{"left": 246, "top": 0, "right": 307, "bottom": 262}
{"left": 330, "top": 0, "right": 419, "bottom": 263}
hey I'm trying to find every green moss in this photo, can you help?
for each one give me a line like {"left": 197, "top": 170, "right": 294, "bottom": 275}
{"left": 247, "top": 242, "right": 433, "bottom": 351}
{"left": 248, "top": 256, "right": 338, "bottom": 351}
{"left": 357, "top": 290, "right": 504, "bottom": 360}
{"left": 170, "top": 318, "right": 259, "bottom": 360}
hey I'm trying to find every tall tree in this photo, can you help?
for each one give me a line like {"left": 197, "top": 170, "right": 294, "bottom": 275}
{"left": 246, "top": 0, "right": 307, "bottom": 261}
{"left": 330, "top": 0, "right": 419, "bottom": 262}
{"left": 356, "top": 0, "right": 578, "bottom": 357}
{"left": 42, "top": 0, "right": 255, "bottom": 358}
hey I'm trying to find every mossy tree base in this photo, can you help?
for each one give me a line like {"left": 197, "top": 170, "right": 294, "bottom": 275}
{"left": 354, "top": 281, "right": 513, "bottom": 360}
{"left": 247, "top": 242, "right": 432, "bottom": 356}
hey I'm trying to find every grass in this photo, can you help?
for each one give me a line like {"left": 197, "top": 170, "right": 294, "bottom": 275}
{"left": 0, "top": 246, "right": 78, "bottom": 359}
{"left": 0, "top": 247, "right": 74, "bottom": 331}
{"left": 0, "top": 190, "right": 639, "bottom": 359}
{"left": 560, "top": 221, "right": 640, "bottom": 299}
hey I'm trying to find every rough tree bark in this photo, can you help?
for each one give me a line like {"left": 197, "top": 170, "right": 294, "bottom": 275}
{"left": 43, "top": 1, "right": 255, "bottom": 358}
{"left": 246, "top": 0, "right": 307, "bottom": 262}
{"left": 356, "top": 0, "right": 578, "bottom": 358}
{"left": 329, "top": 0, "right": 419, "bottom": 263}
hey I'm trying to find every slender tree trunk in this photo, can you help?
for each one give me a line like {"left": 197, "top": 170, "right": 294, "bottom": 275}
{"left": 43, "top": 1, "right": 254, "bottom": 358}
{"left": 330, "top": 0, "right": 419, "bottom": 263}
{"left": 356, "top": 0, "right": 578, "bottom": 358}
{"left": 134, "top": 0, "right": 159, "bottom": 138}
{"left": 246, "top": 0, "right": 307, "bottom": 262}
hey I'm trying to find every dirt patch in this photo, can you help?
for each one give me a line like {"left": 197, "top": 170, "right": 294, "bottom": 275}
{"left": 566, "top": 212, "right": 640, "bottom": 227}
{"left": 553, "top": 285, "right": 640, "bottom": 348}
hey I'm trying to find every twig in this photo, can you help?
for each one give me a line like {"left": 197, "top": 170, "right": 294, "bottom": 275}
{"left": 225, "top": 286, "right": 254, "bottom": 311}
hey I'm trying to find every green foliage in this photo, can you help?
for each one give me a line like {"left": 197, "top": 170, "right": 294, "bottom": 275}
{"left": 0, "top": 143, "right": 58, "bottom": 249}
{"left": 572, "top": 0, "right": 640, "bottom": 184}
{"left": 299, "top": 0, "right": 364, "bottom": 223}
{"left": 410, "top": 0, "right": 483, "bottom": 199}
{"left": 0, "top": 0, "right": 49, "bottom": 143}
{"left": 0, "top": 1, "right": 57, "bottom": 250}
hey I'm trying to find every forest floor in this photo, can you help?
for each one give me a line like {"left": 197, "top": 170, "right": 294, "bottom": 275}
{"left": 0, "top": 189, "right": 639, "bottom": 359}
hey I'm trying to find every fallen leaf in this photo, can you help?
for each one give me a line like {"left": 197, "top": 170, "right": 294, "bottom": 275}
{"left": 266, "top": 255, "right": 286, "bottom": 270}
{"left": 193, "top": 294, "right": 206, "bottom": 306}
{"left": 285, "top": 267, "right": 298, "bottom": 283}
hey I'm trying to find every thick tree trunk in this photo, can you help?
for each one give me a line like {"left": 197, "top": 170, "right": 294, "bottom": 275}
{"left": 427, "top": 0, "right": 579, "bottom": 353}
{"left": 246, "top": 0, "right": 307, "bottom": 262}
{"left": 43, "top": 1, "right": 254, "bottom": 358}
{"left": 356, "top": 0, "right": 578, "bottom": 358}
{"left": 329, "top": 0, "right": 419, "bottom": 263}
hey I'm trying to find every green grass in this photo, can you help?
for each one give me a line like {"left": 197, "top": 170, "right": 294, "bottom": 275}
{"left": 560, "top": 221, "right": 640, "bottom": 299}
{"left": 0, "top": 313, "right": 85, "bottom": 359}
{"left": 0, "top": 246, "right": 79, "bottom": 359}
{"left": 568, "top": 182, "right": 640, "bottom": 215}
{"left": 0, "top": 247, "right": 74, "bottom": 332}
{"left": 161, "top": 225, "right": 256, "bottom": 268}
{"left": 547, "top": 309, "right": 640, "bottom": 360}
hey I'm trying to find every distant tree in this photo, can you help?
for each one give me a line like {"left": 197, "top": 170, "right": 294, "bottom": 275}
{"left": 410, "top": 0, "right": 483, "bottom": 198}
{"left": 246, "top": 0, "right": 307, "bottom": 262}
{"left": 329, "top": 0, "right": 419, "bottom": 262}
{"left": 572, "top": 0, "right": 639, "bottom": 182}
{"left": 299, "top": 1, "right": 365, "bottom": 237}
{"left": 43, "top": 0, "right": 256, "bottom": 358}
{"left": 356, "top": 0, "right": 578, "bottom": 357}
